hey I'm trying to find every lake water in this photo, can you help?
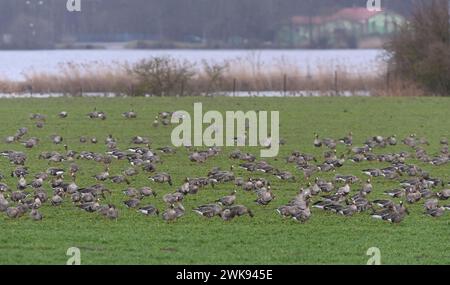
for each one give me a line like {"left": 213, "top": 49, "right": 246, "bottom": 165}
{"left": 0, "top": 49, "right": 385, "bottom": 80}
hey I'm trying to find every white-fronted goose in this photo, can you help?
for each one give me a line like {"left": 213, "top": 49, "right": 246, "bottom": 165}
{"left": 138, "top": 205, "right": 159, "bottom": 216}
{"left": 216, "top": 190, "right": 237, "bottom": 206}
{"left": 193, "top": 204, "right": 223, "bottom": 218}
{"left": 150, "top": 172, "right": 172, "bottom": 186}
{"left": 30, "top": 209, "right": 43, "bottom": 221}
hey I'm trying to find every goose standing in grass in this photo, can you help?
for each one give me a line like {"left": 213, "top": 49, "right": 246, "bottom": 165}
{"left": 313, "top": 133, "right": 322, "bottom": 147}
{"left": 152, "top": 116, "right": 159, "bottom": 127}
{"left": 339, "top": 132, "right": 353, "bottom": 146}
{"left": 58, "top": 111, "right": 68, "bottom": 118}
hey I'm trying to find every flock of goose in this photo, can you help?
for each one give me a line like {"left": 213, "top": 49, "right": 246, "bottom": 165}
{"left": 1, "top": 109, "right": 450, "bottom": 224}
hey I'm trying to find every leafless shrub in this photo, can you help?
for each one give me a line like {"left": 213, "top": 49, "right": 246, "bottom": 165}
{"left": 386, "top": 0, "right": 450, "bottom": 95}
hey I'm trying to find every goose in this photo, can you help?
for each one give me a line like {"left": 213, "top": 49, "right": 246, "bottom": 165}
{"left": 30, "top": 113, "right": 46, "bottom": 120}
{"left": 5, "top": 136, "right": 15, "bottom": 144}
{"left": 58, "top": 111, "right": 68, "bottom": 118}
{"left": 334, "top": 175, "right": 359, "bottom": 184}
{"left": 336, "top": 184, "right": 351, "bottom": 196}
{"left": 71, "top": 192, "right": 81, "bottom": 203}
{"left": 174, "top": 203, "right": 185, "bottom": 218}
{"left": 123, "top": 167, "right": 139, "bottom": 177}
{"left": 50, "top": 135, "right": 63, "bottom": 144}
{"left": 163, "top": 192, "right": 184, "bottom": 205}
{"left": 406, "top": 191, "right": 422, "bottom": 204}
{"left": 315, "top": 178, "right": 334, "bottom": 193}
{"left": 303, "top": 182, "right": 320, "bottom": 196}
{"left": 34, "top": 189, "right": 48, "bottom": 203}
{"left": 30, "top": 208, "right": 43, "bottom": 221}
{"left": 23, "top": 137, "right": 39, "bottom": 148}
{"left": 220, "top": 209, "right": 234, "bottom": 221}
{"left": 47, "top": 168, "right": 64, "bottom": 177}
{"left": 424, "top": 199, "right": 439, "bottom": 210}
{"left": 339, "top": 132, "right": 353, "bottom": 146}
{"left": 122, "top": 110, "right": 137, "bottom": 119}
{"left": 152, "top": 116, "right": 159, "bottom": 127}
{"left": 11, "top": 191, "right": 27, "bottom": 202}
{"left": 0, "top": 196, "right": 9, "bottom": 212}
{"left": 229, "top": 205, "right": 254, "bottom": 218}
{"left": 93, "top": 168, "right": 109, "bottom": 181}
{"left": 216, "top": 190, "right": 237, "bottom": 206}
{"left": 17, "top": 177, "right": 27, "bottom": 190}
{"left": 30, "top": 177, "right": 44, "bottom": 189}
{"left": 255, "top": 188, "right": 275, "bottom": 206}
{"left": 91, "top": 137, "right": 98, "bottom": 144}
{"left": 6, "top": 207, "right": 20, "bottom": 218}
{"left": 387, "top": 135, "right": 397, "bottom": 145}
{"left": 138, "top": 205, "right": 159, "bottom": 216}
{"left": 131, "top": 136, "right": 150, "bottom": 145}
{"left": 362, "top": 179, "right": 373, "bottom": 194}
{"left": 193, "top": 204, "right": 223, "bottom": 218}
{"left": 371, "top": 202, "right": 408, "bottom": 223}
{"left": 362, "top": 168, "right": 384, "bottom": 177}
{"left": 79, "top": 136, "right": 87, "bottom": 143}
{"left": 300, "top": 165, "right": 319, "bottom": 180}
{"left": 123, "top": 198, "right": 141, "bottom": 209}
{"left": 162, "top": 205, "right": 178, "bottom": 222}
{"left": 81, "top": 192, "right": 95, "bottom": 203}
{"left": 150, "top": 172, "right": 172, "bottom": 186}
{"left": 317, "top": 163, "right": 334, "bottom": 172}
{"left": 12, "top": 167, "right": 29, "bottom": 178}
{"left": 110, "top": 175, "right": 130, "bottom": 185}
{"left": 139, "top": 187, "right": 157, "bottom": 198}
{"left": 123, "top": 188, "right": 139, "bottom": 198}
{"left": 437, "top": 189, "right": 450, "bottom": 200}
{"left": 51, "top": 195, "right": 63, "bottom": 206}
{"left": 157, "top": 146, "right": 176, "bottom": 154}
{"left": 313, "top": 134, "right": 322, "bottom": 147}
{"left": 0, "top": 183, "right": 9, "bottom": 192}
{"left": 425, "top": 207, "right": 446, "bottom": 217}
{"left": 32, "top": 197, "right": 42, "bottom": 209}
{"left": 372, "top": 199, "right": 394, "bottom": 208}
{"left": 35, "top": 121, "right": 45, "bottom": 128}
{"left": 384, "top": 188, "right": 405, "bottom": 198}
{"left": 105, "top": 205, "right": 119, "bottom": 220}
{"left": 78, "top": 202, "right": 100, "bottom": 212}
{"left": 337, "top": 202, "right": 358, "bottom": 216}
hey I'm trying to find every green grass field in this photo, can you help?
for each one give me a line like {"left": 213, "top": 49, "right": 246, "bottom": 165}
{"left": 1, "top": 96, "right": 450, "bottom": 265}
